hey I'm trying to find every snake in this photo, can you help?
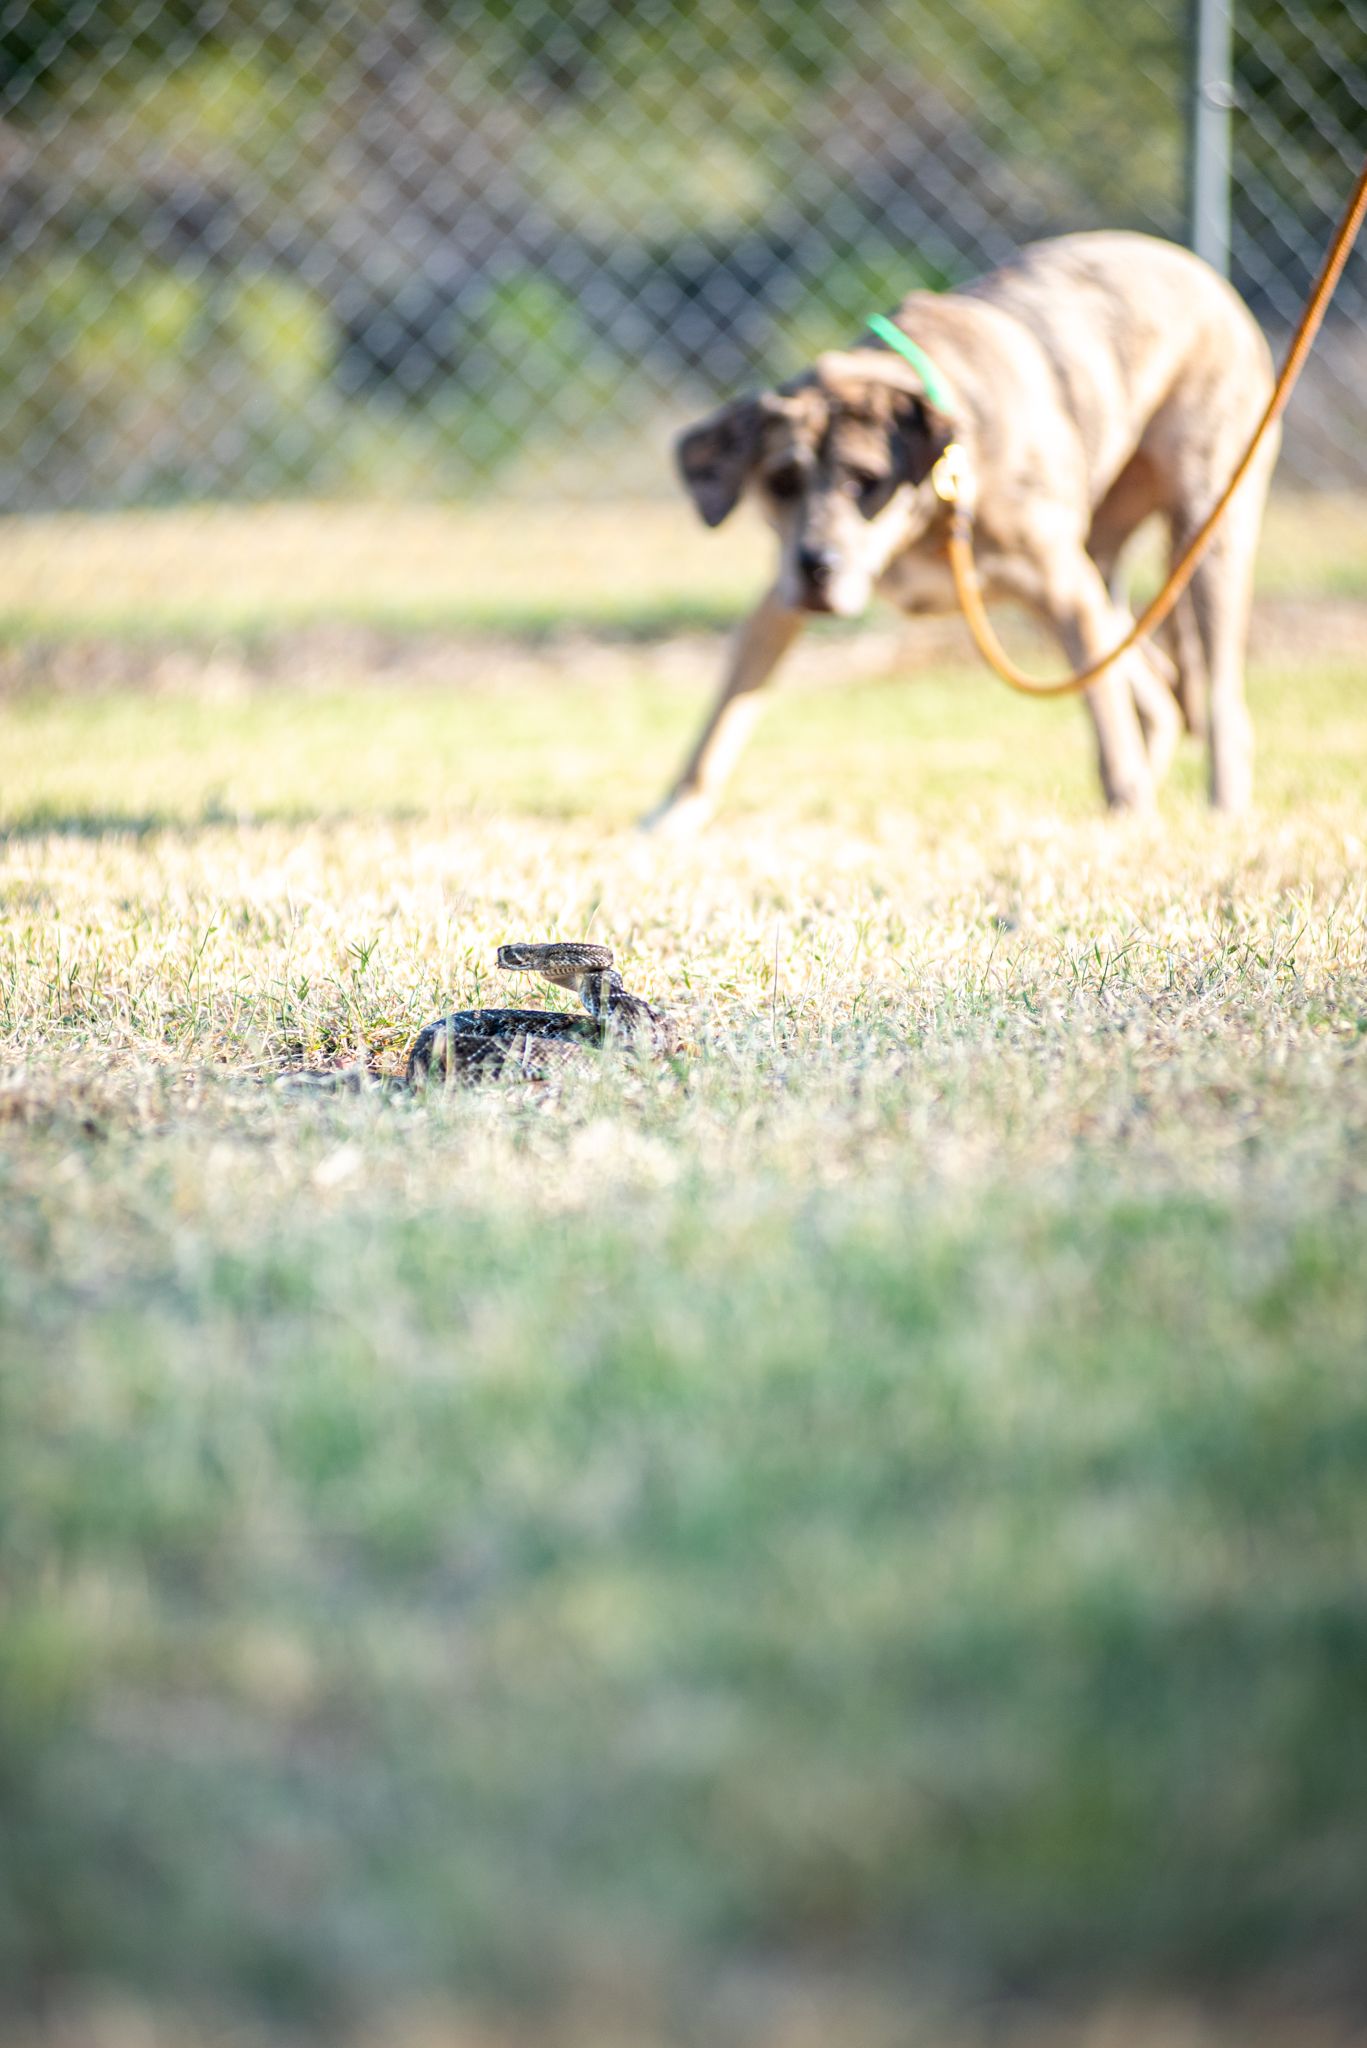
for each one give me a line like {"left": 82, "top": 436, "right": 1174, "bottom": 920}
{"left": 403, "top": 941, "right": 680, "bottom": 1085}
{"left": 275, "top": 942, "right": 679, "bottom": 1094}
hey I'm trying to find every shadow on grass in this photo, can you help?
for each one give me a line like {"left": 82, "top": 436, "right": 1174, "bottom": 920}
{"left": 0, "top": 597, "right": 753, "bottom": 656}
{"left": 0, "top": 799, "right": 433, "bottom": 842}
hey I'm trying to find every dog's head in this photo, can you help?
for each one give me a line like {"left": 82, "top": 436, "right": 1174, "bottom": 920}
{"left": 675, "top": 349, "right": 956, "bottom": 616}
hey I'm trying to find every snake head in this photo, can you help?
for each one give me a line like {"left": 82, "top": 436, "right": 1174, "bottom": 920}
{"left": 497, "top": 941, "right": 619, "bottom": 1020}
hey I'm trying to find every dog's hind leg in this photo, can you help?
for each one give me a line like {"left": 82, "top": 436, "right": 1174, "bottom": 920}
{"left": 1158, "top": 330, "right": 1277, "bottom": 810}
{"left": 641, "top": 585, "right": 805, "bottom": 833}
{"left": 1089, "top": 519, "right": 1183, "bottom": 786}
{"left": 1163, "top": 591, "right": 1208, "bottom": 738}
{"left": 1127, "top": 650, "right": 1184, "bottom": 787}
{"left": 1176, "top": 453, "right": 1274, "bottom": 813}
{"left": 1042, "top": 552, "right": 1160, "bottom": 811}
{"left": 1187, "top": 513, "right": 1258, "bottom": 813}
{"left": 1102, "top": 602, "right": 1184, "bottom": 789}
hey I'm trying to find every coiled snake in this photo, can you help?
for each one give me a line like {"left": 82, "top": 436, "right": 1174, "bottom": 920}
{"left": 275, "top": 942, "right": 678, "bottom": 1094}
{"left": 404, "top": 942, "right": 680, "bottom": 1085}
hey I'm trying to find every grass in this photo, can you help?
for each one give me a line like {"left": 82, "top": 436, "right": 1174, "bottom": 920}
{"left": 2, "top": 504, "right": 1367, "bottom": 2048}
{"left": 1, "top": 489, "right": 1366, "bottom": 642}
{"left": 0, "top": 500, "right": 770, "bottom": 642}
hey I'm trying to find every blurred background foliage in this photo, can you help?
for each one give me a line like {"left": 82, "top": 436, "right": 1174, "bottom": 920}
{"left": 0, "top": 0, "right": 1361, "bottom": 507}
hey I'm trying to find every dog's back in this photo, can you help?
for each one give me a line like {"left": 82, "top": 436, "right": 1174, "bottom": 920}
{"left": 955, "top": 232, "right": 1275, "bottom": 483}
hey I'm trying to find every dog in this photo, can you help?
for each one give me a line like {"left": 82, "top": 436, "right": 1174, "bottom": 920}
{"left": 646, "top": 230, "right": 1279, "bottom": 829}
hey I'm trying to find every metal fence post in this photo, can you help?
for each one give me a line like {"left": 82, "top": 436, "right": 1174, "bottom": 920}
{"left": 3, "top": 0, "right": 1362, "bottom": 501}
{"left": 1187, "top": 0, "right": 1234, "bottom": 276}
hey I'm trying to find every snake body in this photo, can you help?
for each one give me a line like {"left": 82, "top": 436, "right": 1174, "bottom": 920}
{"left": 405, "top": 942, "right": 679, "bottom": 1085}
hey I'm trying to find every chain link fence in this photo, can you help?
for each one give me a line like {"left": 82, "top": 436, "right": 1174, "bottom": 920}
{"left": 2, "top": 0, "right": 1363, "bottom": 512}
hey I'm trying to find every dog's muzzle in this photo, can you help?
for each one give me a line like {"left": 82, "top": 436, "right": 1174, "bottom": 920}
{"left": 796, "top": 542, "right": 841, "bottom": 609}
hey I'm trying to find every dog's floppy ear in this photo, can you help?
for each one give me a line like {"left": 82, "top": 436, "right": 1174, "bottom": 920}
{"left": 675, "top": 395, "right": 770, "bottom": 528}
{"left": 891, "top": 391, "right": 955, "bottom": 489}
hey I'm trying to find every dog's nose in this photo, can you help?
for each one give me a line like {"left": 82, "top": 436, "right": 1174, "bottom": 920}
{"left": 798, "top": 543, "right": 840, "bottom": 587}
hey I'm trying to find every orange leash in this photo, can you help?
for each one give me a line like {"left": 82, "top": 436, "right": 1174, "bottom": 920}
{"left": 932, "top": 155, "right": 1367, "bottom": 698}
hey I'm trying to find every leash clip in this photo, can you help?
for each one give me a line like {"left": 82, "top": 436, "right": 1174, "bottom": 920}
{"left": 931, "top": 441, "right": 971, "bottom": 505}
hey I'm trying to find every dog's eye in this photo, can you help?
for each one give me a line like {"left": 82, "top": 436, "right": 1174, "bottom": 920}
{"left": 849, "top": 471, "right": 895, "bottom": 518}
{"left": 766, "top": 464, "right": 806, "bottom": 501}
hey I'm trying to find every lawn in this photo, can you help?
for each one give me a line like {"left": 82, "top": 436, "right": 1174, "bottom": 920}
{"left": 1, "top": 500, "right": 1366, "bottom": 2048}
{"left": 2, "top": 489, "right": 1366, "bottom": 642}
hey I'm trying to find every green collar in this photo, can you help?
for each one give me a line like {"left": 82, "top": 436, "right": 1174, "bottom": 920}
{"left": 865, "top": 314, "right": 956, "bottom": 412}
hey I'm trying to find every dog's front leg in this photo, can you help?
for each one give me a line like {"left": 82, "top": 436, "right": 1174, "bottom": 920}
{"left": 641, "top": 585, "right": 805, "bottom": 833}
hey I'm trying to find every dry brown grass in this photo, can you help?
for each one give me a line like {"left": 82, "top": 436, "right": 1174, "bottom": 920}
{"left": 1, "top": 490, "right": 1364, "bottom": 641}
{"left": 2, "top": 510, "right": 1367, "bottom": 2048}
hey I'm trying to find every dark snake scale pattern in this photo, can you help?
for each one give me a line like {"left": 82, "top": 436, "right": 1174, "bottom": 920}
{"left": 404, "top": 942, "right": 680, "bottom": 1085}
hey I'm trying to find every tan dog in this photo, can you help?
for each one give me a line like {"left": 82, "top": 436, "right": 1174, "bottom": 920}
{"left": 647, "top": 231, "right": 1278, "bottom": 829}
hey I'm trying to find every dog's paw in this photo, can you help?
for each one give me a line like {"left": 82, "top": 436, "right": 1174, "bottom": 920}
{"left": 638, "top": 791, "right": 714, "bottom": 838}
{"left": 1105, "top": 780, "right": 1159, "bottom": 816}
